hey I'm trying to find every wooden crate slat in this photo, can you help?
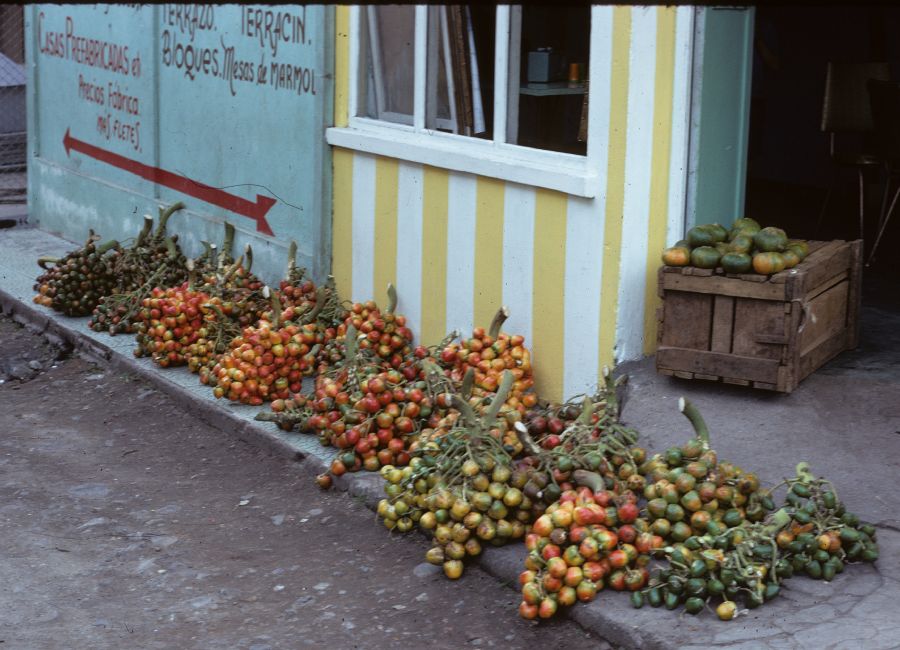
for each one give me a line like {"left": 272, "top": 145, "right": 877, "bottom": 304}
{"left": 776, "top": 366, "right": 793, "bottom": 392}
{"left": 710, "top": 295, "right": 735, "bottom": 353}
{"left": 657, "top": 346, "right": 781, "bottom": 384}
{"left": 803, "top": 270, "right": 849, "bottom": 302}
{"left": 846, "top": 240, "right": 862, "bottom": 349}
{"left": 660, "top": 292, "right": 713, "bottom": 349}
{"left": 662, "top": 273, "right": 787, "bottom": 301}
{"left": 804, "top": 240, "right": 832, "bottom": 255}
{"left": 734, "top": 272, "right": 768, "bottom": 282}
{"left": 799, "top": 329, "right": 849, "bottom": 380}
{"left": 799, "top": 279, "right": 850, "bottom": 357}
{"left": 731, "top": 298, "right": 786, "bottom": 361}
{"left": 802, "top": 242, "right": 853, "bottom": 294}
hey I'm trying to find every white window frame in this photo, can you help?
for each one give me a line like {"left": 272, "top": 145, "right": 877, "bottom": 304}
{"left": 326, "top": 5, "right": 605, "bottom": 198}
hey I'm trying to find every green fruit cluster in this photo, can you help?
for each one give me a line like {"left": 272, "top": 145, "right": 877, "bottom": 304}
{"left": 661, "top": 217, "right": 811, "bottom": 276}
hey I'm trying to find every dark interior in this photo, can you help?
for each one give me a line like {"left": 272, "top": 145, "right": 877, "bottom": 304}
{"left": 516, "top": 5, "right": 591, "bottom": 154}
{"left": 466, "top": 5, "right": 590, "bottom": 154}
{"left": 745, "top": 5, "right": 900, "bottom": 278}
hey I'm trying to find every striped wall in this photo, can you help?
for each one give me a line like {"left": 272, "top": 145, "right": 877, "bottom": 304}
{"left": 331, "top": 6, "right": 695, "bottom": 403}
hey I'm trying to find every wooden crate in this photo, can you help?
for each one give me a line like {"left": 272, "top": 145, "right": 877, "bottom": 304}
{"left": 656, "top": 240, "right": 862, "bottom": 393}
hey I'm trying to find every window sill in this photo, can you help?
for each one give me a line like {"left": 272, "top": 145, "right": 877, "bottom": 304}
{"left": 325, "top": 120, "right": 598, "bottom": 198}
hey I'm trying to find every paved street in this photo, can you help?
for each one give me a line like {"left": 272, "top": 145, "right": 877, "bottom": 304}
{"left": 0, "top": 317, "right": 606, "bottom": 650}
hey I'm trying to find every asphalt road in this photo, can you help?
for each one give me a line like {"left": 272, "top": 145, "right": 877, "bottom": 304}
{"left": 0, "top": 316, "right": 609, "bottom": 650}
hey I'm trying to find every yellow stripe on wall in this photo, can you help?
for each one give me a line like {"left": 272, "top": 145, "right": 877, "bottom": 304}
{"left": 643, "top": 7, "right": 677, "bottom": 354}
{"left": 532, "top": 189, "right": 567, "bottom": 403}
{"left": 332, "top": 148, "right": 353, "bottom": 299}
{"left": 598, "top": 6, "right": 632, "bottom": 373}
{"left": 373, "top": 157, "right": 399, "bottom": 302}
{"left": 421, "top": 167, "right": 449, "bottom": 346}
{"left": 473, "top": 177, "right": 505, "bottom": 329}
{"left": 334, "top": 6, "right": 350, "bottom": 128}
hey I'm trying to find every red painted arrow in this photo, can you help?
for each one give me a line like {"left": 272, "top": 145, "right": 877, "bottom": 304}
{"left": 64, "top": 128, "right": 275, "bottom": 236}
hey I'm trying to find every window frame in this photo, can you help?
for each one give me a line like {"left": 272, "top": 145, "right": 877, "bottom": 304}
{"left": 325, "top": 5, "right": 606, "bottom": 198}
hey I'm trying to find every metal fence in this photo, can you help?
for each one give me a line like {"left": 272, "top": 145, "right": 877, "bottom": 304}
{"left": 0, "top": 5, "right": 26, "bottom": 207}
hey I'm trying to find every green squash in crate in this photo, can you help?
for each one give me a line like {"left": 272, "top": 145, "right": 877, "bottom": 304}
{"left": 730, "top": 217, "right": 761, "bottom": 240}
{"left": 728, "top": 233, "right": 754, "bottom": 254}
{"left": 686, "top": 225, "right": 717, "bottom": 248}
{"left": 721, "top": 252, "right": 752, "bottom": 274}
{"left": 753, "top": 227, "right": 788, "bottom": 253}
{"left": 690, "top": 246, "right": 721, "bottom": 269}
{"left": 786, "top": 240, "right": 810, "bottom": 261}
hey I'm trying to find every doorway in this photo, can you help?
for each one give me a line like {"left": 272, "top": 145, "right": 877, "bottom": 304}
{"left": 744, "top": 5, "right": 900, "bottom": 276}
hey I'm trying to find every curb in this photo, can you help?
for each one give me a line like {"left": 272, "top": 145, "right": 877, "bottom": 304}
{"left": 0, "top": 287, "right": 310, "bottom": 464}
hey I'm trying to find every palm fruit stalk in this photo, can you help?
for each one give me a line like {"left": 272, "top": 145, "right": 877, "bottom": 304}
{"left": 33, "top": 231, "right": 120, "bottom": 316}
{"left": 378, "top": 371, "right": 535, "bottom": 580}
{"left": 639, "top": 397, "right": 775, "bottom": 546}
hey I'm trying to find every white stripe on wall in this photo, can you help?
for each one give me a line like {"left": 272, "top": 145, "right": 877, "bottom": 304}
{"left": 445, "top": 172, "right": 477, "bottom": 337}
{"left": 501, "top": 183, "right": 535, "bottom": 346}
{"left": 586, "top": 5, "right": 615, "bottom": 175}
{"left": 563, "top": 194, "right": 604, "bottom": 399}
{"left": 395, "top": 162, "right": 424, "bottom": 337}
{"left": 351, "top": 153, "right": 376, "bottom": 302}
{"left": 615, "top": 6, "right": 658, "bottom": 361}
{"left": 666, "top": 6, "right": 695, "bottom": 247}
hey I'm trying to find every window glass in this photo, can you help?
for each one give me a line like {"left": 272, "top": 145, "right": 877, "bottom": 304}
{"left": 507, "top": 6, "right": 591, "bottom": 155}
{"left": 358, "top": 5, "right": 590, "bottom": 156}
{"left": 423, "top": 6, "right": 495, "bottom": 137}
{"left": 362, "top": 6, "right": 415, "bottom": 124}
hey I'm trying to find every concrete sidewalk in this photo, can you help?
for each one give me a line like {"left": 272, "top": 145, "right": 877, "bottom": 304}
{"left": 2, "top": 224, "right": 899, "bottom": 650}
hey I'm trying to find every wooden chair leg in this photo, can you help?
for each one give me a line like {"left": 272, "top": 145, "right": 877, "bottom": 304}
{"left": 867, "top": 179, "right": 900, "bottom": 266}
{"left": 858, "top": 167, "right": 865, "bottom": 242}
{"left": 878, "top": 162, "right": 891, "bottom": 232}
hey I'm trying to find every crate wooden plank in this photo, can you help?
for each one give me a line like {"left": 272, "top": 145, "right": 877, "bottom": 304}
{"left": 710, "top": 295, "right": 735, "bottom": 353}
{"left": 722, "top": 377, "right": 752, "bottom": 386}
{"left": 733, "top": 272, "right": 768, "bottom": 283}
{"left": 657, "top": 368, "right": 675, "bottom": 377}
{"left": 656, "top": 346, "right": 780, "bottom": 384}
{"left": 694, "top": 373, "right": 720, "bottom": 381}
{"left": 798, "top": 329, "right": 849, "bottom": 381}
{"left": 845, "top": 240, "right": 862, "bottom": 349}
{"left": 804, "top": 240, "right": 832, "bottom": 255}
{"left": 661, "top": 273, "right": 788, "bottom": 301}
{"left": 673, "top": 370, "right": 694, "bottom": 379}
{"left": 802, "top": 241, "right": 852, "bottom": 292}
{"left": 799, "top": 279, "right": 849, "bottom": 357}
{"left": 776, "top": 366, "right": 794, "bottom": 393}
{"left": 804, "top": 270, "right": 848, "bottom": 303}
{"left": 753, "top": 380, "right": 778, "bottom": 390}
{"left": 659, "top": 292, "right": 713, "bottom": 350}
{"left": 731, "top": 298, "right": 786, "bottom": 361}
{"left": 783, "top": 300, "right": 804, "bottom": 390}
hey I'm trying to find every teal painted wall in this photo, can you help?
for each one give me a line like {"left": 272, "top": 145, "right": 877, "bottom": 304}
{"left": 26, "top": 4, "right": 333, "bottom": 283}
